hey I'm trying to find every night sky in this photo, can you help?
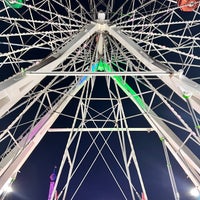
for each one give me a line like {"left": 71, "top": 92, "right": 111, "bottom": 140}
{"left": 0, "top": 0, "right": 200, "bottom": 200}
{"left": 6, "top": 129, "right": 197, "bottom": 200}
{"left": 5, "top": 77, "right": 198, "bottom": 200}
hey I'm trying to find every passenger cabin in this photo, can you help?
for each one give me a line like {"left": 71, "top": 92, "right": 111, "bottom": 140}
{"left": 5, "top": 0, "right": 24, "bottom": 9}
{"left": 178, "top": 0, "right": 199, "bottom": 11}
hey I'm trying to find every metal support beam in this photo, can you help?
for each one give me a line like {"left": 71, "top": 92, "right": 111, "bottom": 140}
{"left": 101, "top": 61, "right": 200, "bottom": 189}
{"left": 0, "top": 23, "right": 98, "bottom": 118}
{"left": 26, "top": 71, "right": 174, "bottom": 76}
{"left": 48, "top": 127, "right": 154, "bottom": 132}
{"left": 0, "top": 77, "right": 90, "bottom": 190}
{"left": 106, "top": 25, "right": 200, "bottom": 114}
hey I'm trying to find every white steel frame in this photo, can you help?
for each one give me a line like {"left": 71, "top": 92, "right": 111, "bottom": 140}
{"left": 0, "top": 1, "right": 200, "bottom": 199}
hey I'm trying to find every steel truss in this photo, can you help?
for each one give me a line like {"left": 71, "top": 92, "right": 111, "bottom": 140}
{"left": 0, "top": 0, "right": 200, "bottom": 200}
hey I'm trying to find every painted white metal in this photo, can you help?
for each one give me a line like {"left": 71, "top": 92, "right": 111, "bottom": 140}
{"left": 117, "top": 102, "right": 148, "bottom": 200}
{"left": 48, "top": 128, "right": 154, "bottom": 132}
{"left": 0, "top": 76, "right": 90, "bottom": 190}
{"left": 106, "top": 25, "right": 200, "bottom": 114}
{"left": 162, "top": 139, "right": 181, "bottom": 200}
{"left": 26, "top": 71, "right": 174, "bottom": 76}
{"left": 97, "top": 33, "right": 104, "bottom": 56}
{"left": 0, "top": 6, "right": 199, "bottom": 198}
{"left": 110, "top": 73, "right": 200, "bottom": 188}
{"left": 0, "top": 23, "right": 98, "bottom": 118}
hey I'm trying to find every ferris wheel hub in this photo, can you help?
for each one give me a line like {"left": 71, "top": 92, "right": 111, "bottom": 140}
{"left": 98, "top": 12, "right": 106, "bottom": 21}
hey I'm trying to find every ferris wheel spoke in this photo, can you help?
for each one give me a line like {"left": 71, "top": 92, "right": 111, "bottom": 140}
{"left": 73, "top": 0, "right": 94, "bottom": 21}
{"left": 23, "top": 2, "right": 89, "bottom": 25}
{"left": 0, "top": 1, "right": 200, "bottom": 199}
{"left": 0, "top": 36, "right": 69, "bottom": 58}
{"left": 132, "top": 37, "right": 200, "bottom": 61}
{"left": 51, "top": 0, "right": 91, "bottom": 23}
{"left": 111, "top": 0, "right": 156, "bottom": 24}
{"left": 0, "top": 16, "right": 83, "bottom": 29}
{"left": 118, "top": 19, "right": 200, "bottom": 34}
{"left": 114, "top": 1, "right": 175, "bottom": 26}
{"left": 122, "top": 30, "right": 200, "bottom": 43}
{"left": 0, "top": 30, "right": 77, "bottom": 40}
{"left": 0, "top": 34, "right": 71, "bottom": 62}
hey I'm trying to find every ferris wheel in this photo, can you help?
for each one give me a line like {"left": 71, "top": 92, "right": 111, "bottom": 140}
{"left": 0, "top": 0, "right": 200, "bottom": 199}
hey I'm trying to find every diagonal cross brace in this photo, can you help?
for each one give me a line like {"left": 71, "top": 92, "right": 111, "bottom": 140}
{"left": 99, "top": 61, "right": 200, "bottom": 190}
{"left": 0, "top": 73, "right": 93, "bottom": 191}
{"left": 106, "top": 25, "right": 200, "bottom": 114}
{"left": 0, "top": 23, "right": 99, "bottom": 118}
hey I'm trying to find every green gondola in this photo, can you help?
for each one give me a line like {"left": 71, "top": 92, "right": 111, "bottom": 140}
{"left": 5, "top": 0, "right": 24, "bottom": 9}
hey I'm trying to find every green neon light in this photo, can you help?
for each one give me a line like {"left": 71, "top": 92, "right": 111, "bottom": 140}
{"left": 160, "top": 137, "right": 165, "bottom": 142}
{"left": 97, "top": 60, "right": 105, "bottom": 71}
{"left": 97, "top": 60, "right": 146, "bottom": 110}
{"left": 182, "top": 93, "right": 190, "bottom": 99}
{"left": 5, "top": 0, "right": 24, "bottom": 9}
